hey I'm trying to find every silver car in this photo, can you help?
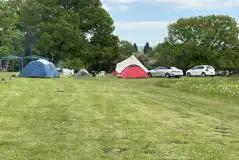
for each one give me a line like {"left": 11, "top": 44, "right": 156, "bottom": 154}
{"left": 148, "top": 66, "right": 184, "bottom": 78}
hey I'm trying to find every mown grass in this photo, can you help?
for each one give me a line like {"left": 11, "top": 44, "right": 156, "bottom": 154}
{"left": 0, "top": 72, "right": 18, "bottom": 78}
{"left": 155, "top": 77, "right": 239, "bottom": 103}
{"left": 0, "top": 73, "right": 239, "bottom": 159}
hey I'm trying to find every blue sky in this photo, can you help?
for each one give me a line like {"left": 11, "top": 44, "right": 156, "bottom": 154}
{"left": 102, "top": 0, "right": 239, "bottom": 46}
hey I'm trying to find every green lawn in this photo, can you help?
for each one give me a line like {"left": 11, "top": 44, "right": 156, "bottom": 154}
{"left": 0, "top": 72, "right": 19, "bottom": 77}
{"left": 0, "top": 73, "right": 239, "bottom": 160}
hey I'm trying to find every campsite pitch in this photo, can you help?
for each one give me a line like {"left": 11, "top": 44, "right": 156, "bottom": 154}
{"left": 0, "top": 74, "right": 239, "bottom": 159}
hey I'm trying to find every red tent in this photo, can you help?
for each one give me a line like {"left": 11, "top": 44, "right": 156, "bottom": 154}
{"left": 120, "top": 65, "right": 149, "bottom": 79}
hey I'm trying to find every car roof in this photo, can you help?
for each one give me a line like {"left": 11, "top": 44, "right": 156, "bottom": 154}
{"left": 194, "top": 65, "right": 205, "bottom": 67}
{"left": 193, "top": 65, "right": 214, "bottom": 68}
{"left": 156, "top": 66, "right": 171, "bottom": 68}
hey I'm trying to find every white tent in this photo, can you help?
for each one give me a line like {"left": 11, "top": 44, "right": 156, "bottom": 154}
{"left": 116, "top": 55, "right": 148, "bottom": 73}
{"left": 62, "top": 68, "right": 75, "bottom": 76}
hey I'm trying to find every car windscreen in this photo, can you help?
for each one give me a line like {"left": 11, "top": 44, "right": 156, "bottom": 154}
{"left": 192, "top": 66, "right": 199, "bottom": 69}
{"left": 207, "top": 66, "right": 214, "bottom": 69}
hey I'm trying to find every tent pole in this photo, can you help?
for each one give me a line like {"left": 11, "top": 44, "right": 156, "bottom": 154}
{"left": 6, "top": 60, "right": 9, "bottom": 72}
{"left": 21, "top": 58, "right": 24, "bottom": 71}
{"left": 13, "top": 60, "right": 15, "bottom": 71}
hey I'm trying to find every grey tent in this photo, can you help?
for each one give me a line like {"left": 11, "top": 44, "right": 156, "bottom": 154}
{"left": 75, "top": 69, "right": 90, "bottom": 79}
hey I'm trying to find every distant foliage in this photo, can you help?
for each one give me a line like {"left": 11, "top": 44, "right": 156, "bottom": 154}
{"left": 64, "top": 59, "right": 85, "bottom": 72}
{"left": 153, "top": 15, "right": 239, "bottom": 71}
{"left": 133, "top": 43, "right": 138, "bottom": 53}
{"left": 143, "top": 42, "right": 153, "bottom": 54}
{"left": 118, "top": 40, "right": 135, "bottom": 58}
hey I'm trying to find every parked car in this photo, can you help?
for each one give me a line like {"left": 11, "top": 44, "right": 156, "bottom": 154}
{"left": 148, "top": 66, "right": 184, "bottom": 78}
{"left": 216, "top": 70, "right": 233, "bottom": 77}
{"left": 186, "top": 65, "right": 216, "bottom": 77}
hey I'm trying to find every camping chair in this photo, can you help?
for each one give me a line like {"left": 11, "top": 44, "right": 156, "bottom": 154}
{"left": 2, "top": 65, "right": 7, "bottom": 72}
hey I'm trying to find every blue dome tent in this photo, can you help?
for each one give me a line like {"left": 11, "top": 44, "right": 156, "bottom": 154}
{"left": 20, "top": 59, "right": 59, "bottom": 78}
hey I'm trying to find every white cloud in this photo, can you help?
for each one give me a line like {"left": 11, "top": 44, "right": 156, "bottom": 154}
{"left": 118, "top": 5, "right": 129, "bottom": 12}
{"left": 115, "top": 20, "right": 239, "bottom": 32}
{"left": 102, "top": 3, "right": 112, "bottom": 11}
{"left": 114, "top": 21, "right": 173, "bottom": 31}
{"left": 113, "top": 21, "right": 171, "bottom": 45}
{"left": 102, "top": 0, "right": 239, "bottom": 8}
{"left": 102, "top": 0, "right": 135, "bottom": 4}
{"left": 113, "top": 20, "right": 239, "bottom": 46}
{"left": 114, "top": 21, "right": 171, "bottom": 45}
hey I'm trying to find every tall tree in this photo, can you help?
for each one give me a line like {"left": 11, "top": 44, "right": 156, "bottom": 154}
{"left": 133, "top": 43, "right": 138, "bottom": 53}
{"left": 143, "top": 42, "right": 152, "bottom": 54}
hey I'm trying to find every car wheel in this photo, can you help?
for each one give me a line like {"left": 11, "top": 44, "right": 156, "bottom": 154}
{"left": 201, "top": 72, "right": 206, "bottom": 77}
{"left": 148, "top": 73, "right": 152, "bottom": 78}
{"left": 187, "top": 73, "right": 191, "bottom": 77}
{"left": 165, "top": 73, "right": 171, "bottom": 78}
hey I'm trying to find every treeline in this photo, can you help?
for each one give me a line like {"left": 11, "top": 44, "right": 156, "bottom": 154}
{"left": 121, "top": 15, "right": 239, "bottom": 71}
{"left": 0, "top": 0, "right": 119, "bottom": 71}
{"left": 1, "top": 0, "right": 239, "bottom": 72}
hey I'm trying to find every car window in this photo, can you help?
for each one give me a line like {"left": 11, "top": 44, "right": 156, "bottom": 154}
{"left": 155, "top": 67, "right": 162, "bottom": 70}
{"left": 193, "top": 66, "right": 199, "bottom": 69}
{"left": 207, "top": 66, "right": 214, "bottom": 69}
{"left": 198, "top": 66, "right": 205, "bottom": 69}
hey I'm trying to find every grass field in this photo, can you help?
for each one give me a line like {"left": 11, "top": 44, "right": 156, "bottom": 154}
{"left": 0, "top": 73, "right": 239, "bottom": 160}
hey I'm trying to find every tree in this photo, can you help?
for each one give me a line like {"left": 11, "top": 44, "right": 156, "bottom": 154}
{"left": 16, "top": 0, "right": 119, "bottom": 71}
{"left": 36, "top": 18, "right": 86, "bottom": 63}
{"left": 143, "top": 42, "right": 152, "bottom": 54}
{"left": 0, "top": 1, "right": 24, "bottom": 56}
{"left": 133, "top": 43, "right": 138, "bottom": 53}
{"left": 168, "top": 15, "right": 238, "bottom": 49}
{"left": 167, "top": 15, "right": 239, "bottom": 70}
{"left": 153, "top": 42, "right": 177, "bottom": 67}
{"left": 64, "top": 59, "right": 85, "bottom": 71}
{"left": 118, "top": 40, "right": 134, "bottom": 58}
